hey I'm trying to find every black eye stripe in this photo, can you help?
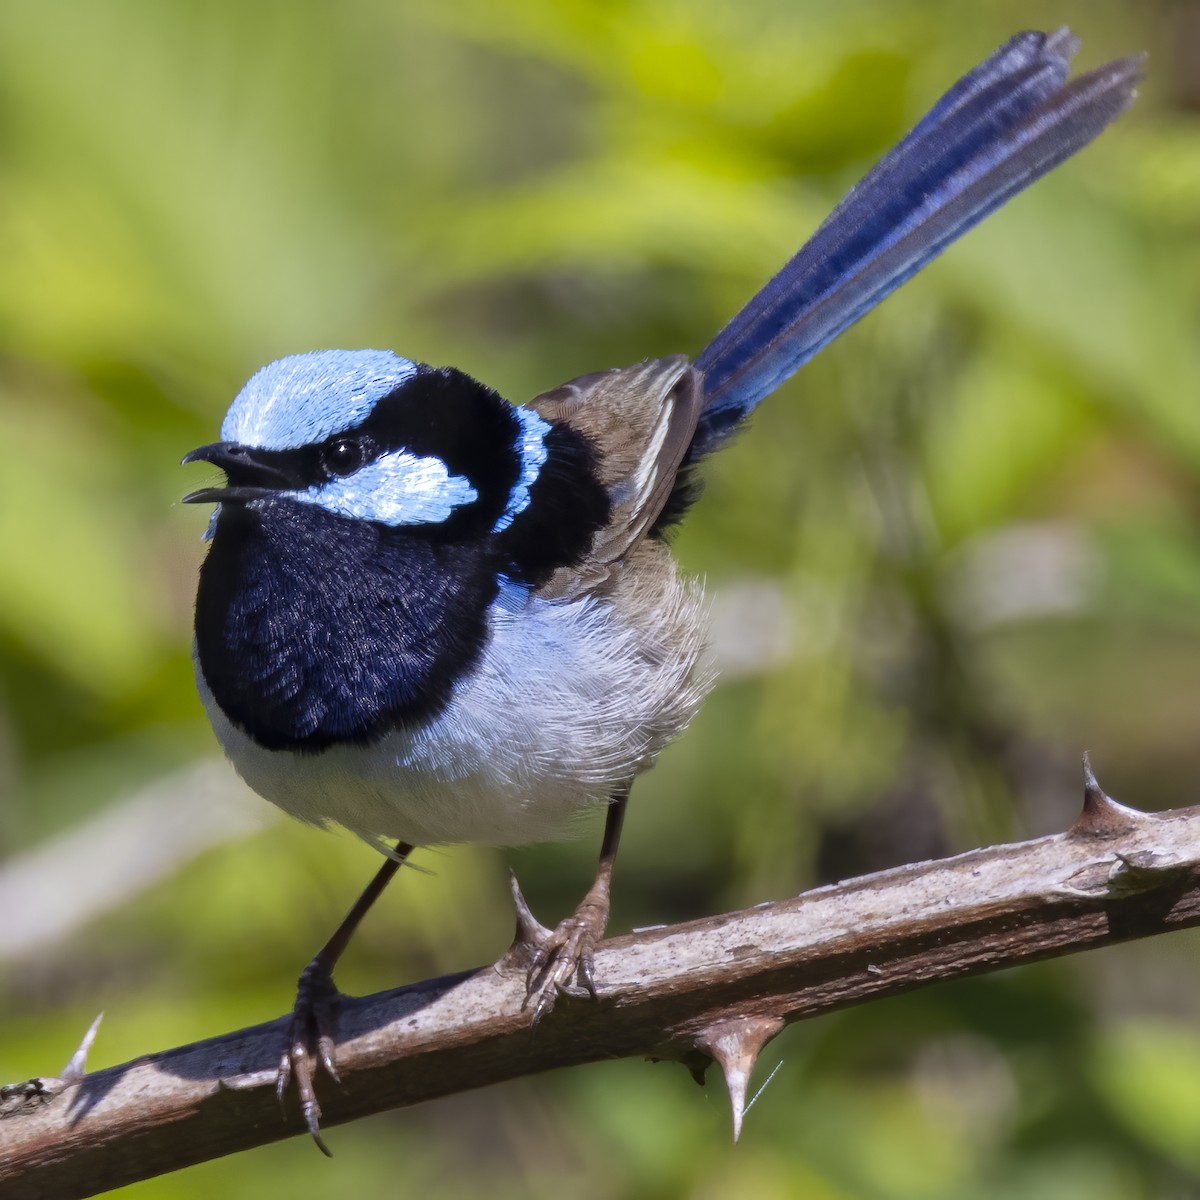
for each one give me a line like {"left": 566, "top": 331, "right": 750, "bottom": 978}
{"left": 218, "top": 436, "right": 378, "bottom": 490}
{"left": 218, "top": 366, "right": 526, "bottom": 535}
{"left": 350, "top": 367, "right": 524, "bottom": 533}
{"left": 359, "top": 368, "right": 521, "bottom": 489}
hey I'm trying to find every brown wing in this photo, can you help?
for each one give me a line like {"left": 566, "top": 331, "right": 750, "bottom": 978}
{"left": 528, "top": 356, "right": 702, "bottom": 600}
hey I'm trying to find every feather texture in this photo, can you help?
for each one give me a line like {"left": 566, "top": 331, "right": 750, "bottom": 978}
{"left": 692, "top": 29, "right": 1141, "bottom": 457}
{"left": 529, "top": 357, "right": 703, "bottom": 598}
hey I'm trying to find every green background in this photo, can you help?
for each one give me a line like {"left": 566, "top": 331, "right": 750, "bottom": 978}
{"left": 3, "top": 1, "right": 1200, "bottom": 1195}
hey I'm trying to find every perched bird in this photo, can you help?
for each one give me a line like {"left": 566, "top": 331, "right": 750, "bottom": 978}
{"left": 183, "top": 30, "right": 1139, "bottom": 1147}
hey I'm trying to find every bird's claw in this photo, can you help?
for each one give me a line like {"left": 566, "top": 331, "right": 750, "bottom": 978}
{"left": 506, "top": 873, "right": 609, "bottom": 1023}
{"left": 277, "top": 961, "right": 341, "bottom": 1156}
{"left": 526, "top": 916, "right": 600, "bottom": 1022}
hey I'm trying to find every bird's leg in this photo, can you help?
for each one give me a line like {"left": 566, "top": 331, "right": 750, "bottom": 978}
{"left": 278, "top": 839, "right": 413, "bottom": 1153}
{"left": 514, "top": 789, "right": 628, "bottom": 1023}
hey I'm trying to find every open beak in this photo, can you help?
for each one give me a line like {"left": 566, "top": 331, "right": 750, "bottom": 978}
{"left": 181, "top": 442, "right": 294, "bottom": 504}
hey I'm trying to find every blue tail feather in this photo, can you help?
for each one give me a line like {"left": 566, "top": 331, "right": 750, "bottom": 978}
{"left": 691, "top": 29, "right": 1141, "bottom": 459}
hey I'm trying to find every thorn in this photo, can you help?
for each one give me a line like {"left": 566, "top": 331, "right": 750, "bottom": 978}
{"left": 0, "top": 1013, "right": 105, "bottom": 1113}
{"left": 509, "top": 872, "right": 553, "bottom": 945}
{"left": 495, "top": 872, "right": 553, "bottom": 975}
{"left": 695, "top": 1016, "right": 784, "bottom": 1142}
{"left": 1069, "top": 753, "right": 1151, "bottom": 838}
{"left": 61, "top": 1013, "right": 104, "bottom": 1085}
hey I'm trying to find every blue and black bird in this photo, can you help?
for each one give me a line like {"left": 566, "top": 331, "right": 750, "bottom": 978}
{"left": 183, "top": 30, "right": 1139, "bottom": 1144}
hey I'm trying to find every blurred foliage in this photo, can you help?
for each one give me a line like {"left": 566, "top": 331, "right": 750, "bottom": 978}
{"left": 2, "top": 0, "right": 1200, "bottom": 1196}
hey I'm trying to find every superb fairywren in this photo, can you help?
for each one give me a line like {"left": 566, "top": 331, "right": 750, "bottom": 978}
{"left": 183, "top": 30, "right": 1139, "bottom": 1147}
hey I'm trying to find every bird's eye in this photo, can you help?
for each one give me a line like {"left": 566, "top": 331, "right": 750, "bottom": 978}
{"left": 321, "top": 438, "right": 367, "bottom": 477}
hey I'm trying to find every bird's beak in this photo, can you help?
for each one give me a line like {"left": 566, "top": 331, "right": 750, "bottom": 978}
{"left": 181, "top": 441, "right": 294, "bottom": 504}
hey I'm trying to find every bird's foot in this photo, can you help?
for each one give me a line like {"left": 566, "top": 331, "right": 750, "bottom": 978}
{"left": 277, "top": 959, "right": 342, "bottom": 1155}
{"left": 503, "top": 872, "right": 611, "bottom": 1024}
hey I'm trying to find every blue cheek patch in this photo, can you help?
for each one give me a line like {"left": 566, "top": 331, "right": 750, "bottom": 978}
{"left": 288, "top": 450, "right": 478, "bottom": 527}
{"left": 493, "top": 406, "right": 550, "bottom": 533}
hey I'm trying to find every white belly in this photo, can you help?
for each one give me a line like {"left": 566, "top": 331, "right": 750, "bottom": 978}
{"left": 198, "top": 580, "right": 709, "bottom": 848}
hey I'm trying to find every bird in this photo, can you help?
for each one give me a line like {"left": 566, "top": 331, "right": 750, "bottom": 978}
{"left": 182, "top": 29, "right": 1139, "bottom": 1149}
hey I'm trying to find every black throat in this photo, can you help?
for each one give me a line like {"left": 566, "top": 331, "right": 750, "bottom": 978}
{"left": 194, "top": 497, "right": 500, "bottom": 751}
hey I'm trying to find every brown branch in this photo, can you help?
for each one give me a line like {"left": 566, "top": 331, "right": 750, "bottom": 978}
{"left": 5, "top": 763, "right": 1200, "bottom": 1198}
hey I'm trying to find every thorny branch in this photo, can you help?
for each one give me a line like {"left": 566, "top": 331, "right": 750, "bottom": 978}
{"left": 5, "top": 760, "right": 1200, "bottom": 1198}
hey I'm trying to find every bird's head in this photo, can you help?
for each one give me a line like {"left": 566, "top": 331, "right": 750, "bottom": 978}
{"left": 183, "top": 349, "right": 550, "bottom": 539}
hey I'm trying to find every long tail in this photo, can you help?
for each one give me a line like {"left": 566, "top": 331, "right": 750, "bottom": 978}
{"left": 690, "top": 29, "right": 1141, "bottom": 459}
